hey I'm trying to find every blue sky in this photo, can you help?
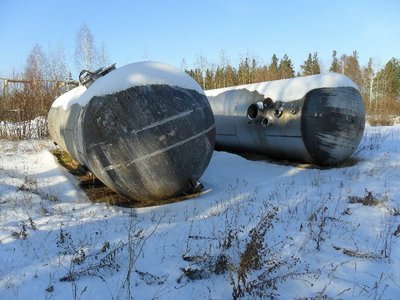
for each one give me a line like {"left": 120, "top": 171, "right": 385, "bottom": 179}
{"left": 0, "top": 0, "right": 399, "bottom": 78}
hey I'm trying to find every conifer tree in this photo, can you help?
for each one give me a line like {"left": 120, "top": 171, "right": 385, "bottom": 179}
{"left": 250, "top": 58, "right": 257, "bottom": 83}
{"left": 311, "top": 52, "right": 321, "bottom": 74}
{"left": 204, "top": 67, "right": 214, "bottom": 90}
{"left": 254, "top": 64, "right": 268, "bottom": 82}
{"left": 238, "top": 56, "right": 251, "bottom": 84}
{"left": 186, "top": 68, "right": 203, "bottom": 88}
{"left": 214, "top": 66, "right": 224, "bottom": 88}
{"left": 225, "top": 65, "right": 237, "bottom": 87}
{"left": 329, "top": 50, "right": 341, "bottom": 73}
{"left": 278, "top": 54, "right": 295, "bottom": 79}
{"left": 301, "top": 52, "right": 320, "bottom": 76}
{"left": 376, "top": 58, "right": 400, "bottom": 98}
{"left": 301, "top": 53, "right": 313, "bottom": 76}
{"left": 268, "top": 54, "right": 279, "bottom": 80}
{"left": 374, "top": 58, "right": 400, "bottom": 116}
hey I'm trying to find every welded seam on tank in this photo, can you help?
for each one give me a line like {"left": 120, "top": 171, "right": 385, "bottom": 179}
{"left": 103, "top": 124, "right": 216, "bottom": 171}
{"left": 216, "top": 133, "right": 301, "bottom": 138}
{"left": 130, "top": 109, "right": 194, "bottom": 134}
{"left": 87, "top": 109, "right": 195, "bottom": 151}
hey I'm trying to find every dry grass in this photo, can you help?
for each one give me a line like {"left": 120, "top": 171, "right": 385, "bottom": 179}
{"left": 368, "top": 116, "right": 395, "bottom": 126}
{"left": 348, "top": 189, "right": 387, "bottom": 206}
{"left": 51, "top": 149, "right": 204, "bottom": 208}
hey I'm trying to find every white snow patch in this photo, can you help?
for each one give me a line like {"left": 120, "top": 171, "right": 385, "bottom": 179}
{"left": 205, "top": 72, "right": 358, "bottom": 101}
{"left": 0, "top": 116, "right": 48, "bottom": 139}
{"left": 52, "top": 62, "right": 205, "bottom": 110}
{"left": 1, "top": 126, "right": 400, "bottom": 299}
{"left": 51, "top": 85, "right": 87, "bottom": 109}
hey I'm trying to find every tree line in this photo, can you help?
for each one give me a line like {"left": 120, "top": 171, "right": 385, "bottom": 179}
{"left": 0, "top": 24, "right": 109, "bottom": 135}
{"left": 184, "top": 50, "right": 400, "bottom": 120}
{"left": 1, "top": 24, "right": 399, "bottom": 139}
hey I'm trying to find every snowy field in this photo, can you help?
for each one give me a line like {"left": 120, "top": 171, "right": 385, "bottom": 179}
{"left": 1, "top": 125, "right": 400, "bottom": 299}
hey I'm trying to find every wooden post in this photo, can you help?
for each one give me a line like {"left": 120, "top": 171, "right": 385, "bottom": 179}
{"left": 3, "top": 79, "right": 8, "bottom": 98}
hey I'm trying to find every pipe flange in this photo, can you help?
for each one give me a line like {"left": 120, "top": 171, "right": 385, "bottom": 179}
{"left": 261, "top": 117, "right": 272, "bottom": 128}
{"left": 274, "top": 108, "right": 283, "bottom": 118}
{"left": 247, "top": 103, "right": 259, "bottom": 120}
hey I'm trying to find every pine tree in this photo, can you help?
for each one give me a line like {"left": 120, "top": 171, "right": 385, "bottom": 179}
{"left": 214, "top": 66, "right": 224, "bottom": 88}
{"left": 186, "top": 68, "right": 203, "bottom": 88}
{"left": 254, "top": 64, "right": 268, "bottom": 82}
{"left": 278, "top": 54, "right": 295, "bottom": 79}
{"left": 384, "top": 58, "right": 400, "bottom": 97}
{"left": 225, "top": 65, "right": 237, "bottom": 87}
{"left": 268, "top": 54, "right": 279, "bottom": 80}
{"left": 329, "top": 50, "right": 341, "bottom": 73}
{"left": 376, "top": 58, "right": 400, "bottom": 98}
{"left": 301, "top": 53, "right": 313, "bottom": 76}
{"left": 311, "top": 52, "right": 321, "bottom": 74}
{"left": 374, "top": 58, "right": 400, "bottom": 117}
{"left": 238, "top": 56, "right": 250, "bottom": 84}
{"left": 250, "top": 58, "right": 257, "bottom": 83}
{"left": 301, "top": 52, "right": 320, "bottom": 76}
{"left": 204, "top": 67, "right": 215, "bottom": 90}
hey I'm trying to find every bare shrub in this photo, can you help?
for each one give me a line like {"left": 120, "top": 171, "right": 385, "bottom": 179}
{"left": 0, "top": 88, "right": 54, "bottom": 139}
{"left": 11, "top": 221, "right": 29, "bottom": 240}
{"left": 180, "top": 206, "right": 310, "bottom": 299}
{"left": 367, "top": 96, "right": 400, "bottom": 126}
{"left": 59, "top": 241, "right": 125, "bottom": 282}
{"left": 348, "top": 189, "right": 387, "bottom": 206}
{"left": 353, "top": 130, "right": 389, "bottom": 156}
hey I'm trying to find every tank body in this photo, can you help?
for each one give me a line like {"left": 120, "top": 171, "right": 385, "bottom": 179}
{"left": 205, "top": 73, "right": 365, "bottom": 166}
{"left": 48, "top": 62, "right": 215, "bottom": 202}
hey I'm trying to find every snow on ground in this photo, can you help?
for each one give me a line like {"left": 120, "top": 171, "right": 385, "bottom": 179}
{"left": 0, "top": 117, "right": 48, "bottom": 139}
{"left": 1, "top": 126, "right": 400, "bottom": 299}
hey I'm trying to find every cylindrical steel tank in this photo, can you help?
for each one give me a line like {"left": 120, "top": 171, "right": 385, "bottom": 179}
{"left": 205, "top": 73, "right": 365, "bottom": 166}
{"left": 48, "top": 62, "right": 215, "bottom": 202}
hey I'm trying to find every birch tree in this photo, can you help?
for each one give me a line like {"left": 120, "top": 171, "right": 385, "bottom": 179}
{"left": 75, "top": 23, "right": 97, "bottom": 71}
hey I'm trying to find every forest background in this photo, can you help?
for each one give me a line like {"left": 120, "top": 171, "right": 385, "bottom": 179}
{"left": 1, "top": 24, "right": 399, "bottom": 139}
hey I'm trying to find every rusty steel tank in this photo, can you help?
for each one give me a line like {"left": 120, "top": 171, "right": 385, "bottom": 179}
{"left": 205, "top": 73, "right": 365, "bottom": 166}
{"left": 48, "top": 62, "right": 215, "bottom": 202}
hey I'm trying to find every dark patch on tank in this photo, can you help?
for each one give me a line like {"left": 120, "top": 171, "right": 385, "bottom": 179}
{"left": 301, "top": 87, "right": 365, "bottom": 166}
{"left": 206, "top": 82, "right": 365, "bottom": 166}
{"left": 80, "top": 84, "right": 215, "bottom": 201}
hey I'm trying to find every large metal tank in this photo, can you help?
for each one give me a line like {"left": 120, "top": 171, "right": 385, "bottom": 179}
{"left": 205, "top": 73, "right": 365, "bottom": 166}
{"left": 48, "top": 62, "right": 215, "bottom": 202}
